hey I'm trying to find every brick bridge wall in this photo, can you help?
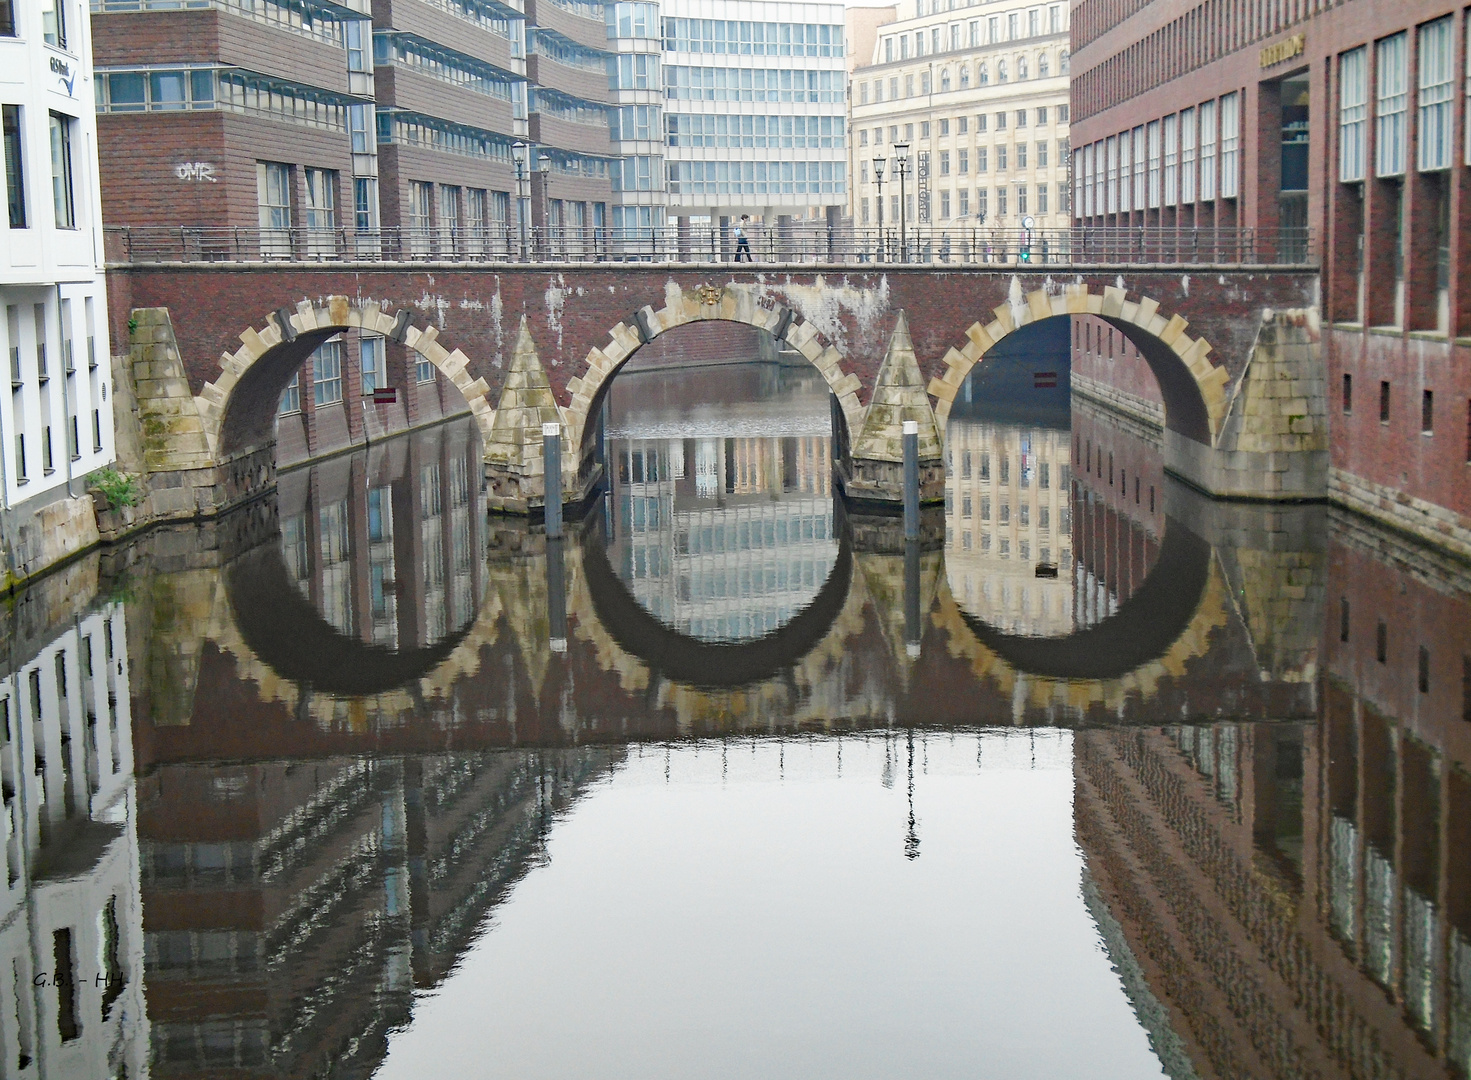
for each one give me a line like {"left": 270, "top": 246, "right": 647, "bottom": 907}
{"left": 108, "top": 263, "right": 1317, "bottom": 426}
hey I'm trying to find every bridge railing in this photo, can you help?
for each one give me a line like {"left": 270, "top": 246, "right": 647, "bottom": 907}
{"left": 104, "top": 223, "right": 1317, "bottom": 267}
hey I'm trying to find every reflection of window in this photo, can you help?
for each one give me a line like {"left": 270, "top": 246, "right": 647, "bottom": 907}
{"left": 999, "top": 502, "right": 1010, "bottom": 523}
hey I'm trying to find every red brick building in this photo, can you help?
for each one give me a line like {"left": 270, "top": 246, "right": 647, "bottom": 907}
{"left": 1070, "top": 0, "right": 1471, "bottom": 559}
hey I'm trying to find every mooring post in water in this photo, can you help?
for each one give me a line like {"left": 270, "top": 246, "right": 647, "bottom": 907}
{"left": 547, "top": 536, "right": 568, "bottom": 653}
{"left": 904, "top": 538, "right": 921, "bottom": 659}
{"left": 902, "top": 419, "right": 919, "bottom": 541}
{"left": 542, "top": 421, "right": 563, "bottom": 539}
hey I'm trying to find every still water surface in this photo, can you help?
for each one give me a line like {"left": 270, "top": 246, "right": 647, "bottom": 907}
{"left": 3, "top": 351, "right": 1469, "bottom": 1079}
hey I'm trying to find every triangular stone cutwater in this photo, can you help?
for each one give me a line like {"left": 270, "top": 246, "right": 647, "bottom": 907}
{"left": 852, "top": 310, "right": 945, "bottom": 463}
{"left": 486, "top": 316, "right": 567, "bottom": 482}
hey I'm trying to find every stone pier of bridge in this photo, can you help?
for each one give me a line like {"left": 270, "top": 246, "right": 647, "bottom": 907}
{"left": 106, "top": 263, "right": 1326, "bottom": 521}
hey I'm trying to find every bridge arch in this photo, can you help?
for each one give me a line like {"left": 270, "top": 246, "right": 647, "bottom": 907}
{"left": 560, "top": 283, "right": 866, "bottom": 454}
{"left": 201, "top": 297, "right": 496, "bottom": 457}
{"left": 927, "top": 283, "right": 1230, "bottom": 446}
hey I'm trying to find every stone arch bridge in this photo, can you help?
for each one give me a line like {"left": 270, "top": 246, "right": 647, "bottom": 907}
{"left": 107, "top": 263, "right": 1323, "bottom": 517}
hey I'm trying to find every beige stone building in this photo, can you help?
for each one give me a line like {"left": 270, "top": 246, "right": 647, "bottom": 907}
{"left": 944, "top": 419, "right": 1073, "bottom": 637}
{"left": 848, "top": 0, "right": 1072, "bottom": 239}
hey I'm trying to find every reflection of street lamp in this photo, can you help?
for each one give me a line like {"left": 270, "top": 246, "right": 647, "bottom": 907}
{"left": 893, "top": 141, "right": 910, "bottom": 262}
{"left": 872, "top": 155, "right": 887, "bottom": 261}
{"left": 904, "top": 728, "right": 920, "bottom": 860}
{"left": 512, "top": 140, "right": 529, "bottom": 261}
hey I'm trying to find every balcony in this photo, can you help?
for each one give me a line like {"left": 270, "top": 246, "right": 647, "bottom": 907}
{"left": 375, "top": 66, "right": 515, "bottom": 133}
{"left": 526, "top": 52, "right": 611, "bottom": 104}
{"left": 373, "top": 0, "right": 517, "bottom": 73}
{"left": 525, "top": 0, "right": 606, "bottom": 53}
{"left": 528, "top": 111, "right": 611, "bottom": 157}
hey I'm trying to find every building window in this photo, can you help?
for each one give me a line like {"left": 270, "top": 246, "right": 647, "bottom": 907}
{"left": 1180, "top": 107, "right": 1196, "bottom": 202}
{"left": 1162, "top": 114, "right": 1177, "bottom": 206}
{"left": 1375, "top": 34, "right": 1407, "bottom": 177}
{"left": 1038, "top": 52, "right": 1049, "bottom": 77}
{"left": 1423, "top": 389, "right": 1434, "bottom": 433}
{"left": 346, "top": 19, "right": 369, "bottom": 71}
{"left": 1342, "top": 372, "right": 1352, "bottom": 413}
{"left": 940, "top": 190, "right": 950, "bottom": 217}
{"left": 417, "top": 356, "right": 435, "bottom": 383}
{"left": 978, "top": 62, "right": 988, "bottom": 86}
{"left": 997, "top": 145, "right": 1007, "bottom": 171}
{"left": 48, "top": 113, "right": 75, "bottom": 229}
{"left": 439, "top": 185, "right": 460, "bottom": 237}
{"left": 313, "top": 339, "right": 343, "bottom": 406}
{"left": 997, "top": 58, "right": 1007, "bottom": 83}
{"left": 3, "top": 105, "right": 25, "bottom": 229}
{"left": 40, "top": 0, "right": 64, "bottom": 48}
{"left": 1118, "top": 132, "right": 1131, "bottom": 212}
{"left": 1419, "top": 646, "right": 1430, "bottom": 693}
{"left": 1105, "top": 135, "right": 1117, "bottom": 213}
{"left": 960, "top": 66, "right": 969, "bottom": 89}
{"left": 361, "top": 335, "right": 382, "bottom": 394}
{"left": 279, "top": 371, "right": 300, "bottom": 414}
{"left": 859, "top": 82, "right": 868, "bottom": 105}
{"left": 1017, "top": 142, "right": 1027, "bottom": 168}
{"left": 1220, "top": 92, "right": 1239, "bottom": 197}
{"left": 978, "top": 147, "right": 987, "bottom": 172}
{"left": 408, "top": 180, "right": 432, "bottom": 250}
{"left": 958, "top": 188, "right": 969, "bottom": 215}
{"left": 303, "top": 167, "right": 335, "bottom": 231}
{"left": 1037, "top": 183, "right": 1048, "bottom": 213}
{"left": 1147, "top": 120, "right": 1161, "bottom": 208}
{"left": 0, "top": 0, "right": 13, "bottom": 36}
{"left": 977, "top": 187, "right": 987, "bottom": 218}
{"left": 1016, "top": 185, "right": 1027, "bottom": 215}
{"left": 997, "top": 186, "right": 1007, "bottom": 216}
{"left": 1199, "top": 102, "right": 1216, "bottom": 200}
{"left": 939, "top": 151, "right": 950, "bottom": 176}
{"left": 1418, "top": 18, "right": 1453, "bottom": 172}
{"left": 257, "top": 161, "right": 292, "bottom": 243}
{"left": 959, "top": 148, "right": 968, "bottom": 173}
{"left": 354, "top": 176, "right": 377, "bottom": 231}
{"left": 1338, "top": 48, "right": 1367, "bottom": 182}
{"left": 1380, "top": 380, "right": 1391, "bottom": 423}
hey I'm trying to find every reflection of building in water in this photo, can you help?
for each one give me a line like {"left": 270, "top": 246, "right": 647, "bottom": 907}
{"left": 277, "top": 423, "right": 486, "bottom": 648}
{"left": 604, "top": 362, "right": 837, "bottom": 643}
{"left": 1077, "top": 515, "right": 1471, "bottom": 1080}
{"left": 138, "top": 748, "right": 615, "bottom": 1078}
{"left": 944, "top": 419, "right": 1073, "bottom": 636}
{"left": 1069, "top": 399, "right": 1167, "bottom": 629}
{"left": 610, "top": 436, "right": 835, "bottom": 641}
{"left": 0, "top": 602, "right": 147, "bottom": 1078}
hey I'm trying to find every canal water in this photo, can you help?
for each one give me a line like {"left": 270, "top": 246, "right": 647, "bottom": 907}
{"left": 5, "top": 341, "right": 1470, "bottom": 1080}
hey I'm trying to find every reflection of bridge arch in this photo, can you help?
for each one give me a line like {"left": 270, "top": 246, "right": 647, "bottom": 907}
{"left": 202, "top": 298, "right": 496, "bottom": 456}
{"left": 929, "top": 283, "right": 1230, "bottom": 446}
{"left": 562, "top": 284, "right": 865, "bottom": 455}
{"left": 224, "top": 545, "right": 482, "bottom": 697}
{"left": 577, "top": 516, "right": 855, "bottom": 689}
{"left": 950, "top": 517, "right": 1212, "bottom": 681}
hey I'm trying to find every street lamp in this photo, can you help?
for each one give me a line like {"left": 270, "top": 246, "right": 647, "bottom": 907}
{"left": 872, "top": 155, "right": 886, "bottom": 262}
{"left": 893, "top": 141, "right": 910, "bottom": 262}
{"left": 511, "top": 140, "right": 529, "bottom": 261}
{"left": 538, "top": 153, "right": 552, "bottom": 259}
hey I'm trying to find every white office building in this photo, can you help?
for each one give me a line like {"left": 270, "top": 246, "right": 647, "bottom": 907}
{"left": 850, "top": 0, "right": 1071, "bottom": 238}
{"left": 1, "top": 0, "right": 115, "bottom": 521}
{"left": 660, "top": 0, "right": 848, "bottom": 234}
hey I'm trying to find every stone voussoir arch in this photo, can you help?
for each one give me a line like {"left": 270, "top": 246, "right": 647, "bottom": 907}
{"left": 558, "top": 283, "right": 868, "bottom": 452}
{"left": 197, "top": 295, "right": 497, "bottom": 456}
{"left": 926, "top": 281, "right": 1230, "bottom": 445}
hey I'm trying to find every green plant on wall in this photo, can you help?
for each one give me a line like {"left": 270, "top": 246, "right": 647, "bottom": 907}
{"left": 91, "top": 468, "right": 142, "bottom": 509}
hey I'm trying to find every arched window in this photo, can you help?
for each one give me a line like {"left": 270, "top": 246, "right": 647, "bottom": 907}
{"left": 997, "top": 58, "right": 1008, "bottom": 82}
{"left": 1038, "top": 52, "right": 1050, "bottom": 77}
{"left": 977, "top": 62, "right": 989, "bottom": 85}
{"left": 959, "top": 65, "right": 970, "bottom": 89}
{"left": 940, "top": 67, "right": 952, "bottom": 92}
{"left": 1017, "top": 54, "right": 1028, "bottom": 79}
{"left": 1060, "top": 49, "right": 1070, "bottom": 73}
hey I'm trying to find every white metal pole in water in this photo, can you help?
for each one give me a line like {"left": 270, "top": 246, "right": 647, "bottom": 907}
{"left": 542, "top": 421, "right": 562, "bottom": 539}
{"left": 902, "top": 419, "right": 919, "bottom": 541}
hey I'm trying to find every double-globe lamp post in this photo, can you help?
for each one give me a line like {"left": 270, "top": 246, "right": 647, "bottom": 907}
{"left": 893, "top": 141, "right": 910, "bottom": 263}
{"left": 512, "top": 140, "right": 529, "bottom": 261}
{"left": 872, "top": 155, "right": 886, "bottom": 262}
